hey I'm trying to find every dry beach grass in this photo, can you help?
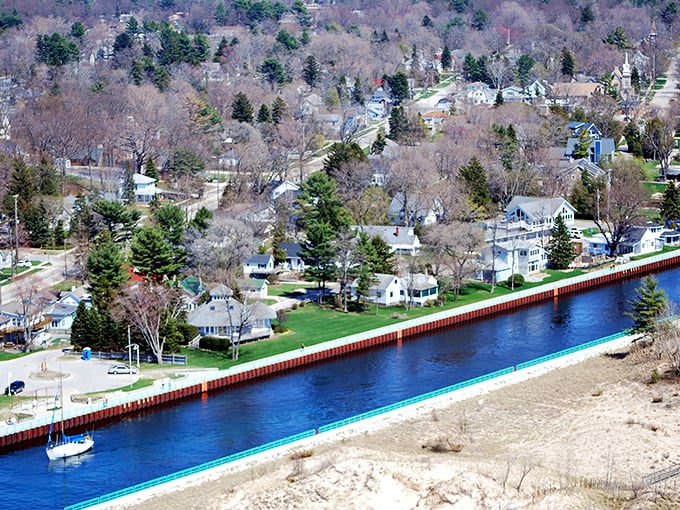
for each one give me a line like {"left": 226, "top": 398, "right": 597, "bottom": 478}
{"left": 115, "top": 341, "right": 680, "bottom": 510}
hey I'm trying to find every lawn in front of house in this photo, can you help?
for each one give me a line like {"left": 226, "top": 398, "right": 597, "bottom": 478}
{"left": 182, "top": 269, "right": 585, "bottom": 369}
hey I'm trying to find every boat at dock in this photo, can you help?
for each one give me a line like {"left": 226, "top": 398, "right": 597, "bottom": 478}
{"left": 46, "top": 381, "right": 94, "bottom": 461}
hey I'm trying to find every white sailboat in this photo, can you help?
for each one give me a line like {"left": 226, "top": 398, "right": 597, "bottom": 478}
{"left": 46, "top": 380, "right": 94, "bottom": 461}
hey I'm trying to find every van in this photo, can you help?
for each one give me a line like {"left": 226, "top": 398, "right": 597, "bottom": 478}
{"left": 570, "top": 228, "right": 582, "bottom": 239}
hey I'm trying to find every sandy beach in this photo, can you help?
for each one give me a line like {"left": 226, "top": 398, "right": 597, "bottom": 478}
{"left": 92, "top": 335, "right": 680, "bottom": 510}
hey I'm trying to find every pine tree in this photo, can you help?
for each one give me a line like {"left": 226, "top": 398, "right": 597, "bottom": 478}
{"left": 86, "top": 229, "right": 128, "bottom": 309}
{"left": 661, "top": 181, "right": 680, "bottom": 223}
{"left": 302, "top": 55, "right": 320, "bottom": 88}
{"left": 457, "top": 157, "right": 490, "bottom": 211}
{"left": 271, "top": 96, "right": 288, "bottom": 124}
{"left": 387, "top": 105, "right": 409, "bottom": 143}
{"left": 231, "top": 92, "right": 254, "bottom": 123}
{"left": 573, "top": 128, "right": 592, "bottom": 159}
{"left": 441, "top": 45, "right": 452, "bottom": 70}
{"left": 145, "top": 158, "right": 159, "bottom": 179}
{"left": 370, "top": 128, "right": 387, "bottom": 155}
{"left": 627, "top": 275, "right": 667, "bottom": 332}
{"left": 631, "top": 66, "right": 641, "bottom": 94}
{"left": 352, "top": 76, "right": 364, "bottom": 105}
{"left": 257, "top": 103, "right": 271, "bottom": 123}
{"left": 122, "top": 165, "right": 135, "bottom": 203}
{"left": 560, "top": 47, "right": 575, "bottom": 78}
{"left": 130, "top": 226, "right": 179, "bottom": 278}
{"left": 494, "top": 90, "right": 504, "bottom": 106}
{"left": 53, "top": 219, "right": 67, "bottom": 247}
{"left": 547, "top": 214, "right": 575, "bottom": 269}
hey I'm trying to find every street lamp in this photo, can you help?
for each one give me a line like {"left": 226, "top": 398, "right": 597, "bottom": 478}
{"left": 12, "top": 194, "right": 18, "bottom": 271}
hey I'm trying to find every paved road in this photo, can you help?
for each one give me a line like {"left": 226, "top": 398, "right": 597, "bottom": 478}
{"left": 648, "top": 52, "right": 679, "bottom": 112}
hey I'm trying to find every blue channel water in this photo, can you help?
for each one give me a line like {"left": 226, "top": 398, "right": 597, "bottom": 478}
{"left": 1, "top": 268, "right": 678, "bottom": 509}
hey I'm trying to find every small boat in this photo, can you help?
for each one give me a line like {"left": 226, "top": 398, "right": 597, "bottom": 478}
{"left": 46, "top": 380, "right": 94, "bottom": 461}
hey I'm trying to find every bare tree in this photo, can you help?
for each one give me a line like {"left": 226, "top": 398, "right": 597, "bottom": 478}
{"left": 15, "top": 276, "right": 52, "bottom": 352}
{"left": 423, "top": 222, "right": 485, "bottom": 300}
{"left": 114, "top": 283, "right": 184, "bottom": 364}
{"left": 591, "top": 160, "right": 647, "bottom": 256}
{"left": 487, "top": 56, "right": 513, "bottom": 90}
{"left": 187, "top": 213, "right": 258, "bottom": 281}
{"left": 653, "top": 310, "right": 680, "bottom": 375}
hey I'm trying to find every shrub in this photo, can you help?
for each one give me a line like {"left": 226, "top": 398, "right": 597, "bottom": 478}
{"left": 267, "top": 273, "right": 279, "bottom": 284}
{"left": 651, "top": 369, "right": 660, "bottom": 384}
{"left": 505, "top": 274, "right": 525, "bottom": 288}
{"left": 176, "top": 322, "right": 199, "bottom": 344}
{"left": 199, "top": 336, "right": 230, "bottom": 352}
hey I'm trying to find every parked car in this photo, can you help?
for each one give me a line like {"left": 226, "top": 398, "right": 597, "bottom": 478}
{"left": 16, "top": 259, "right": 31, "bottom": 268}
{"left": 107, "top": 364, "right": 138, "bottom": 375}
{"left": 4, "top": 380, "right": 25, "bottom": 395}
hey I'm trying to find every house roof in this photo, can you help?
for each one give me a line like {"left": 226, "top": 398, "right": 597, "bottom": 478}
{"left": 563, "top": 158, "right": 607, "bottom": 180}
{"left": 187, "top": 298, "right": 275, "bottom": 328}
{"left": 47, "top": 302, "right": 78, "bottom": 320}
{"left": 369, "top": 273, "right": 400, "bottom": 291}
{"left": 403, "top": 273, "right": 438, "bottom": 290}
{"left": 245, "top": 254, "right": 274, "bottom": 265}
{"left": 565, "top": 137, "right": 616, "bottom": 157}
{"left": 209, "top": 283, "right": 233, "bottom": 298}
{"left": 133, "top": 173, "right": 157, "bottom": 185}
{"left": 179, "top": 275, "right": 205, "bottom": 296}
{"left": 551, "top": 82, "right": 601, "bottom": 98}
{"left": 279, "top": 242, "right": 302, "bottom": 258}
{"left": 387, "top": 192, "right": 438, "bottom": 221}
{"left": 354, "top": 225, "right": 419, "bottom": 247}
{"left": 505, "top": 196, "right": 575, "bottom": 221}
{"left": 236, "top": 278, "right": 267, "bottom": 290}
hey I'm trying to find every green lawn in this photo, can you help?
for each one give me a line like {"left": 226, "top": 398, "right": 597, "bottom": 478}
{"left": 182, "top": 269, "right": 585, "bottom": 370}
{"left": 267, "top": 282, "right": 317, "bottom": 297}
{"left": 643, "top": 181, "right": 667, "bottom": 195}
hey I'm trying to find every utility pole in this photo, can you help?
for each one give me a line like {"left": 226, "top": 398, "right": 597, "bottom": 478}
{"left": 12, "top": 194, "right": 18, "bottom": 273}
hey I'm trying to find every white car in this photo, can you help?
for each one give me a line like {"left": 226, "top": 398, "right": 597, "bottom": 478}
{"left": 107, "top": 364, "right": 138, "bottom": 375}
{"left": 17, "top": 260, "right": 31, "bottom": 268}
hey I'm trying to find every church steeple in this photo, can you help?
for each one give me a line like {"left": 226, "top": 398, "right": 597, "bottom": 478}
{"left": 622, "top": 53, "right": 631, "bottom": 91}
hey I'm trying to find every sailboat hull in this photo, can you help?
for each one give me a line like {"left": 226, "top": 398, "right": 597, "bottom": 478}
{"left": 46, "top": 436, "right": 94, "bottom": 460}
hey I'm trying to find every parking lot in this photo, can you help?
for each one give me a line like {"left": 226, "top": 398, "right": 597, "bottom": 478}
{"left": 2, "top": 348, "right": 140, "bottom": 400}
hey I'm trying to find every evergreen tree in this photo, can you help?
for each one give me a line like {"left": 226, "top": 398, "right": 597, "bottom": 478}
{"left": 86, "top": 229, "right": 128, "bottom": 309}
{"left": 258, "top": 57, "right": 287, "bottom": 89}
{"left": 357, "top": 232, "right": 395, "bottom": 274}
{"left": 130, "top": 226, "right": 179, "bottom": 278}
{"left": 53, "top": 219, "right": 67, "bottom": 247}
{"left": 189, "top": 206, "right": 213, "bottom": 231}
{"left": 661, "top": 181, "right": 680, "bottom": 222}
{"left": 298, "top": 172, "right": 350, "bottom": 233}
{"left": 462, "top": 53, "right": 478, "bottom": 81}
{"left": 441, "top": 45, "right": 452, "bottom": 70}
{"left": 387, "top": 105, "right": 409, "bottom": 143}
{"left": 300, "top": 29, "right": 310, "bottom": 45}
{"left": 25, "top": 200, "right": 52, "bottom": 247}
{"left": 122, "top": 165, "right": 135, "bottom": 203}
{"left": 627, "top": 275, "right": 667, "bottom": 332}
{"left": 36, "top": 157, "right": 58, "bottom": 195}
{"left": 631, "top": 66, "right": 641, "bottom": 94}
{"left": 130, "top": 59, "right": 143, "bottom": 85}
{"left": 573, "top": 128, "right": 593, "bottom": 159}
{"left": 257, "top": 103, "right": 271, "bottom": 123}
{"left": 624, "top": 123, "right": 643, "bottom": 157}
{"left": 231, "top": 91, "right": 254, "bottom": 123}
{"left": 385, "top": 72, "right": 410, "bottom": 104}
{"left": 35, "top": 33, "right": 80, "bottom": 67}
{"left": 560, "top": 47, "right": 575, "bottom": 78}
{"left": 322, "top": 142, "right": 367, "bottom": 176}
{"left": 145, "top": 158, "right": 159, "bottom": 179}
{"left": 370, "top": 128, "right": 387, "bottom": 155}
{"left": 352, "top": 76, "right": 364, "bottom": 105}
{"left": 580, "top": 5, "right": 595, "bottom": 27}
{"left": 603, "top": 26, "right": 630, "bottom": 49}
{"left": 457, "top": 157, "right": 490, "bottom": 211}
{"left": 471, "top": 9, "right": 488, "bottom": 31}
{"left": 494, "top": 90, "right": 504, "bottom": 106}
{"left": 547, "top": 214, "right": 575, "bottom": 269}
{"left": 300, "top": 220, "right": 338, "bottom": 301}
{"left": 302, "top": 54, "right": 320, "bottom": 88}
{"left": 515, "top": 54, "right": 535, "bottom": 90}
{"left": 214, "top": 1, "right": 228, "bottom": 25}
{"left": 271, "top": 96, "right": 288, "bottom": 124}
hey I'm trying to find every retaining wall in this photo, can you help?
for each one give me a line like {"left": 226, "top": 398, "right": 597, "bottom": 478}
{"left": 2, "top": 250, "right": 679, "bottom": 451}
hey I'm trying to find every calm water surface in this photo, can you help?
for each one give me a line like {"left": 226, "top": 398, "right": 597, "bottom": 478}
{"left": 2, "top": 269, "right": 678, "bottom": 509}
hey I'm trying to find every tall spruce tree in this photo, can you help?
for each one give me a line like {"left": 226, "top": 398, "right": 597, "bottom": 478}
{"left": 547, "top": 214, "right": 575, "bottom": 269}
{"left": 302, "top": 55, "right": 320, "bottom": 88}
{"left": 661, "top": 181, "right": 680, "bottom": 223}
{"left": 457, "top": 157, "right": 490, "bottom": 211}
{"left": 627, "top": 275, "right": 667, "bottom": 332}
{"left": 231, "top": 92, "right": 254, "bottom": 123}
{"left": 441, "top": 45, "right": 452, "bottom": 70}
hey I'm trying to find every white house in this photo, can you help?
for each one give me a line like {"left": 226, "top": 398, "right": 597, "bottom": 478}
{"left": 505, "top": 196, "right": 576, "bottom": 233}
{"left": 354, "top": 225, "right": 421, "bottom": 255}
{"left": 279, "top": 243, "right": 305, "bottom": 272}
{"left": 388, "top": 192, "right": 440, "bottom": 227}
{"left": 243, "top": 254, "right": 275, "bottom": 278}
{"left": 236, "top": 278, "right": 269, "bottom": 300}
{"left": 465, "top": 82, "right": 495, "bottom": 105}
{"left": 478, "top": 240, "right": 548, "bottom": 282}
{"left": 269, "top": 181, "right": 300, "bottom": 202}
{"left": 616, "top": 225, "right": 663, "bottom": 256}
{"left": 350, "top": 273, "right": 438, "bottom": 307}
{"left": 132, "top": 173, "right": 158, "bottom": 203}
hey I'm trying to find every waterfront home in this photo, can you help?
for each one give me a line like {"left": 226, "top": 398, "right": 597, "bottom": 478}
{"left": 350, "top": 273, "right": 438, "bottom": 307}
{"left": 478, "top": 240, "right": 548, "bottom": 282}
{"left": 243, "top": 254, "right": 275, "bottom": 278}
{"left": 188, "top": 298, "right": 276, "bottom": 341}
{"left": 236, "top": 278, "right": 269, "bottom": 300}
{"left": 504, "top": 196, "right": 576, "bottom": 233}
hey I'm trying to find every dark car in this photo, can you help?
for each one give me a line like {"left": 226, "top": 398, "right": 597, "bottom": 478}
{"left": 4, "top": 380, "right": 25, "bottom": 395}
